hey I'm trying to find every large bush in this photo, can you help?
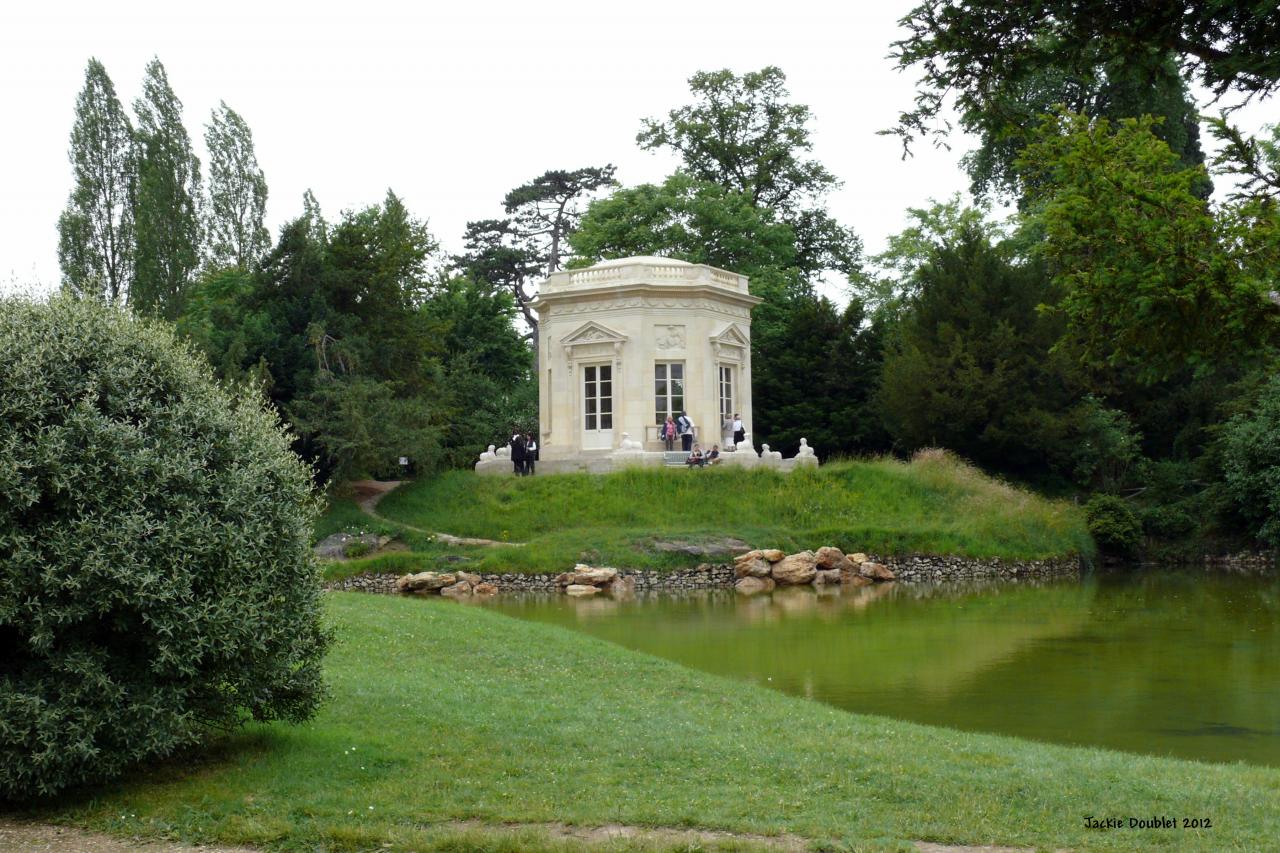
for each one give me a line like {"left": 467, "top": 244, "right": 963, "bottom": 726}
{"left": 0, "top": 295, "right": 329, "bottom": 799}
{"left": 1220, "top": 373, "right": 1280, "bottom": 547}
{"left": 1084, "top": 493, "right": 1142, "bottom": 556}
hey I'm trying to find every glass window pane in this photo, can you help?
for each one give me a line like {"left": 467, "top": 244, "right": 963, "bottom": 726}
{"left": 655, "top": 379, "right": 667, "bottom": 397}
{"left": 655, "top": 398, "right": 665, "bottom": 420}
{"left": 586, "top": 414, "right": 596, "bottom": 430}
{"left": 600, "top": 381, "right": 611, "bottom": 398}
{"left": 601, "top": 414, "right": 612, "bottom": 430}
{"left": 585, "top": 398, "right": 596, "bottom": 415}
{"left": 585, "top": 380, "right": 596, "bottom": 396}
{"left": 673, "top": 395, "right": 683, "bottom": 412}
{"left": 601, "top": 398, "right": 612, "bottom": 414}
{"left": 672, "top": 379, "right": 684, "bottom": 396}
{"left": 671, "top": 363, "right": 683, "bottom": 380}
{"left": 600, "top": 366, "right": 611, "bottom": 381}
{"left": 586, "top": 366, "right": 596, "bottom": 382}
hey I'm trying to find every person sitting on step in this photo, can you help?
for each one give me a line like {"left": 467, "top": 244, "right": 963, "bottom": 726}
{"left": 706, "top": 444, "right": 721, "bottom": 465}
{"left": 685, "top": 444, "right": 705, "bottom": 467}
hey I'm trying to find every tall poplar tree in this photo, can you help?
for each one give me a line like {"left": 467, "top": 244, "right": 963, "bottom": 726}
{"left": 57, "top": 58, "right": 136, "bottom": 301}
{"left": 204, "top": 101, "right": 269, "bottom": 270}
{"left": 132, "top": 58, "right": 201, "bottom": 319}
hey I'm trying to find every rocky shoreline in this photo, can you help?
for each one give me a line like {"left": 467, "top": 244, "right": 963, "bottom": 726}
{"left": 325, "top": 551, "right": 1084, "bottom": 595}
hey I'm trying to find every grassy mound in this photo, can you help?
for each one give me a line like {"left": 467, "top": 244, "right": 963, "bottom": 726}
{"left": 34, "top": 594, "right": 1280, "bottom": 851}
{"left": 364, "top": 451, "right": 1092, "bottom": 573}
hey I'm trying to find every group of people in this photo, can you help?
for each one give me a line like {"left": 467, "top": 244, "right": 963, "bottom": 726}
{"left": 510, "top": 431, "right": 538, "bottom": 476}
{"left": 685, "top": 444, "right": 721, "bottom": 467}
{"left": 659, "top": 412, "right": 746, "bottom": 453}
{"left": 659, "top": 412, "right": 696, "bottom": 451}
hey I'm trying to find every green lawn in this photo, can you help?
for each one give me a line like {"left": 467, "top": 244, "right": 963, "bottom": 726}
{"left": 26, "top": 593, "right": 1280, "bottom": 852}
{"left": 362, "top": 452, "right": 1092, "bottom": 573}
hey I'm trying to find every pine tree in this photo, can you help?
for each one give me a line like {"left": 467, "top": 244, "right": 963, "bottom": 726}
{"left": 57, "top": 58, "right": 136, "bottom": 301}
{"left": 132, "top": 58, "right": 201, "bottom": 319}
{"left": 204, "top": 101, "right": 269, "bottom": 269}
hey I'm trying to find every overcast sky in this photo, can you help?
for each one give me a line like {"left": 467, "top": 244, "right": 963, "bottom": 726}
{"left": 2, "top": 1, "right": 1275, "bottom": 295}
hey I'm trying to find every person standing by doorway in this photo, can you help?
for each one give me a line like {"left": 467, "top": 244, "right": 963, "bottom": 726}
{"left": 525, "top": 433, "right": 538, "bottom": 475}
{"left": 661, "top": 415, "right": 677, "bottom": 451}
{"left": 732, "top": 413, "right": 745, "bottom": 448}
{"left": 511, "top": 432, "right": 527, "bottom": 476}
{"left": 676, "top": 411, "right": 695, "bottom": 452}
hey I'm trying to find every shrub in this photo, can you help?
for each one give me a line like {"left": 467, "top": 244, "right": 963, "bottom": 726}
{"left": 0, "top": 295, "right": 330, "bottom": 799}
{"left": 1220, "top": 373, "right": 1280, "bottom": 547}
{"left": 1084, "top": 494, "right": 1143, "bottom": 555}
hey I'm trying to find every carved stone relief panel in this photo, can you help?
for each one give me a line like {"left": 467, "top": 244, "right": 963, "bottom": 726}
{"left": 655, "top": 324, "right": 686, "bottom": 350}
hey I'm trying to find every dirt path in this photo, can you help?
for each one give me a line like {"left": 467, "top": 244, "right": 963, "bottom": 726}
{"left": 0, "top": 818, "right": 1047, "bottom": 853}
{"left": 347, "top": 479, "right": 525, "bottom": 548}
{"left": 0, "top": 819, "right": 254, "bottom": 853}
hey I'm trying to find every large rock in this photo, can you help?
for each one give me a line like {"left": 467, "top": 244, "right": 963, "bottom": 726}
{"left": 396, "top": 571, "right": 457, "bottom": 593}
{"left": 848, "top": 552, "right": 869, "bottom": 565}
{"left": 473, "top": 582, "right": 499, "bottom": 595}
{"left": 565, "top": 583, "right": 600, "bottom": 597}
{"left": 860, "top": 561, "right": 896, "bottom": 581}
{"left": 814, "top": 546, "right": 847, "bottom": 570}
{"left": 605, "top": 575, "right": 636, "bottom": 598}
{"left": 566, "top": 566, "right": 619, "bottom": 586}
{"left": 734, "top": 555, "right": 773, "bottom": 578}
{"left": 759, "top": 549, "right": 785, "bottom": 562}
{"left": 439, "top": 581, "right": 473, "bottom": 597}
{"left": 456, "top": 571, "right": 481, "bottom": 586}
{"left": 734, "top": 576, "right": 776, "bottom": 595}
{"left": 814, "top": 569, "right": 842, "bottom": 585}
{"left": 772, "top": 551, "right": 818, "bottom": 585}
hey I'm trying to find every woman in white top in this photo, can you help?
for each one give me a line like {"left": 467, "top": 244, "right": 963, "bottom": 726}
{"left": 731, "top": 414, "right": 745, "bottom": 447}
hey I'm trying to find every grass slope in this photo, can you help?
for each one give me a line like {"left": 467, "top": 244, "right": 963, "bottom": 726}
{"left": 366, "top": 452, "right": 1092, "bottom": 573}
{"left": 31, "top": 594, "right": 1280, "bottom": 852}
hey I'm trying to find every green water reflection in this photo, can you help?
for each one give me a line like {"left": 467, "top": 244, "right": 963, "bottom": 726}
{"left": 483, "top": 573, "right": 1280, "bottom": 766}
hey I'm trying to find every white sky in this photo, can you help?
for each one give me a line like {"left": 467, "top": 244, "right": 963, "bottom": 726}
{"left": 2, "top": 0, "right": 1275, "bottom": 296}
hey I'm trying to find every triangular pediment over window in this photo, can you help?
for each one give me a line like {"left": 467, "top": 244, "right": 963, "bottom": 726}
{"left": 561, "top": 321, "right": 628, "bottom": 346}
{"left": 710, "top": 323, "right": 749, "bottom": 347}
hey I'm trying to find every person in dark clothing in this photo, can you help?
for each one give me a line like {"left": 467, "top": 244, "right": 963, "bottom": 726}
{"left": 511, "top": 432, "right": 527, "bottom": 476}
{"left": 525, "top": 433, "right": 538, "bottom": 475}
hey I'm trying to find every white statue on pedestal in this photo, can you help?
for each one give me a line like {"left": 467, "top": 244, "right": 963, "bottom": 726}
{"left": 478, "top": 444, "right": 497, "bottom": 462}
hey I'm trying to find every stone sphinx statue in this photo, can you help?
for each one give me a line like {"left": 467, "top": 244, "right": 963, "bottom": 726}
{"left": 759, "top": 443, "right": 783, "bottom": 468}
{"left": 616, "top": 432, "right": 643, "bottom": 452}
{"left": 496, "top": 444, "right": 511, "bottom": 459}
{"left": 478, "top": 444, "right": 497, "bottom": 462}
{"left": 794, "top": 437, "right": 818, "bottom": 467}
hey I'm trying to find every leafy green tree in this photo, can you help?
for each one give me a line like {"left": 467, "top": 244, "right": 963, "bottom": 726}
{"left": 888, "top": 1, "right": 1280, "bottom": 153}
{"left": 638, "top": 66, "right": 859, "bottom": 277}
{"left": 1018, "top": 112, "right": 1279, "bottom": 382}
{"left": 877, "top": 222, "right": 1082, "bottom": 477}
{"left": 0, "top": 294, "right": 329, "bottom": 799}
{"left": 1219, "top": 372, "right": 1280, "bottom": 547}
{"left": 132, "top": 58, "right": 202, "bottom": 320}
{"left": 421, "top": 275, "right": 536, "bottom": 466}
{"left": 958, "top": 50, "right": 1209, "bottom": 200}
{"left": 204, "top": 101, "right": 269, "bottom": 269}
{"left": 57, "top": 58, "right": 135, "bottom": 302}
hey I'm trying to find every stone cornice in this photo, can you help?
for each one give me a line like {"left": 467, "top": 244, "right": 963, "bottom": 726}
{"left": 531, "top": 282, "right": 763, "bottom": 314}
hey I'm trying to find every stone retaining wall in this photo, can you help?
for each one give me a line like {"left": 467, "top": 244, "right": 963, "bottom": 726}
{"left": 325, "top": 556, "right": 1077, "bottom": 594}
{"left": 1199, "top": 551, "right": 1276, "bottom": 574}
{"left": 879, "top": 554, "right": 1081, "bottom": 582}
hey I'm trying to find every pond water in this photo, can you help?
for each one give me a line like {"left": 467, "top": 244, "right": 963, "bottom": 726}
{"left": 483, "top": 572, "right": 1280, "bottom": 767}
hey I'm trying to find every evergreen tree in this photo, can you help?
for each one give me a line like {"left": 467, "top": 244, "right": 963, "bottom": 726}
{"left": 204, "top": 101, "right": 269, "bottom": 270}
{"left": 132, "top": 58, "right": 201, "bottom": 320}
{"left": 57, "top": 58, "right": 135, "bottom": 301}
